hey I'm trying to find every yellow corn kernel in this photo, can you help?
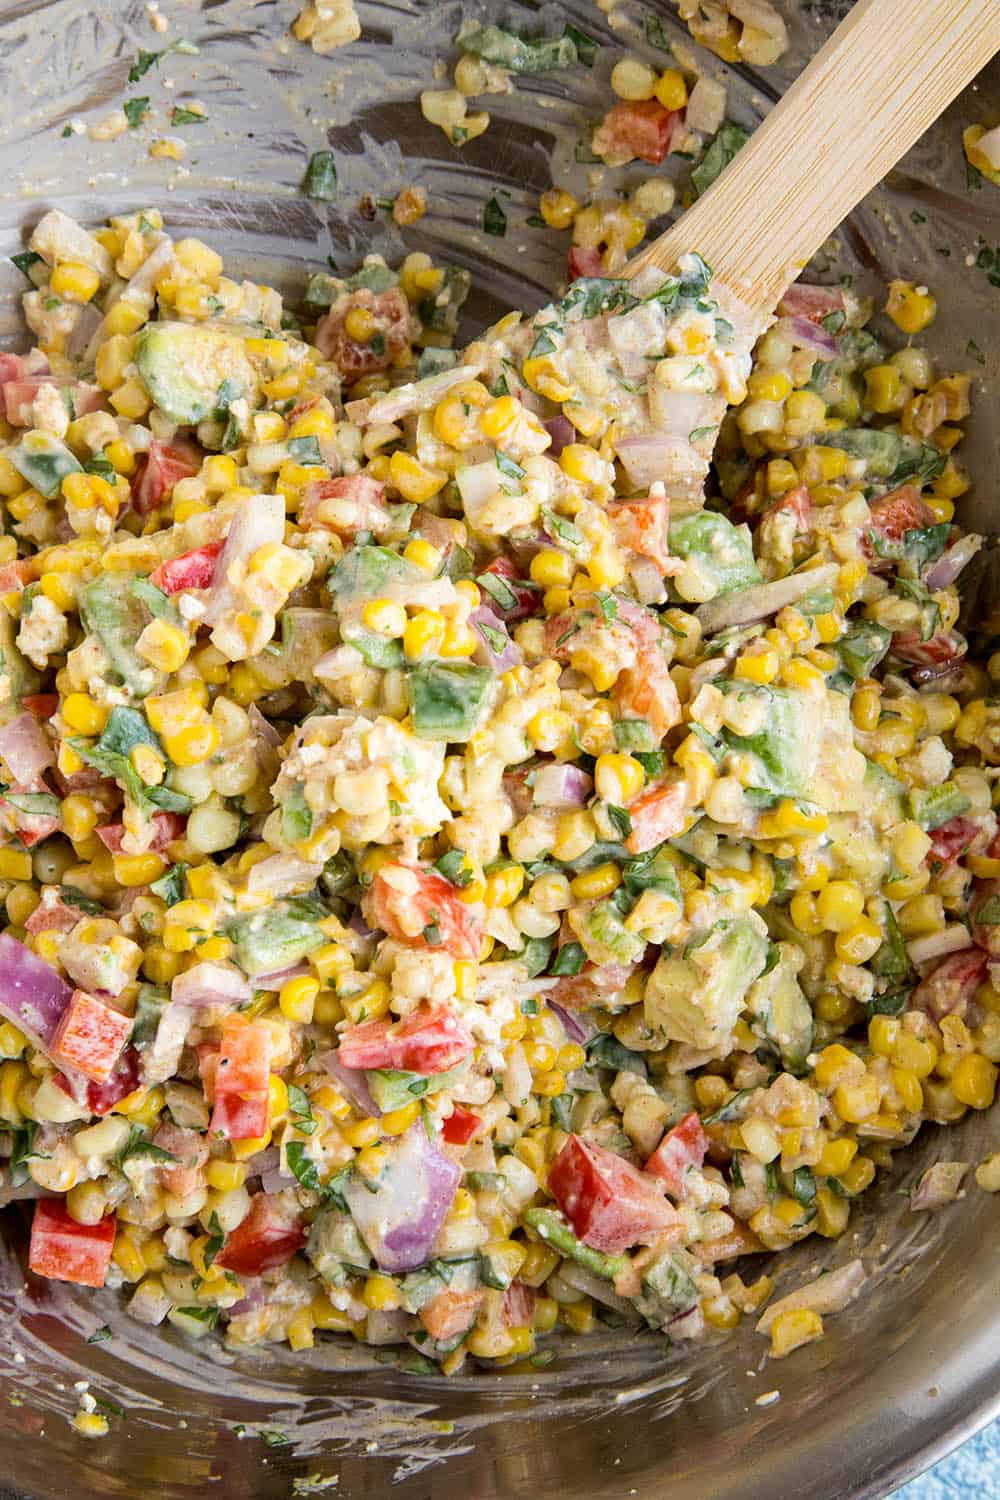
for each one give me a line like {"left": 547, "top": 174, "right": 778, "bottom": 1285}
{"left": 112, "top": 851, "right": 167, "bottom": 888}
{"left": 380, "top": 1101, "right": 421, "bottom": 1137}
{"left": 539, "top": 188, "right": 579, "bottom": 230}
{"left": 113, "top": 1234, "right": 147, "bottom": 1283}
{"left": 268, "top": 1074, "right": 289, "bottom": 1124}
{"left": 817, "top": 1137, "right": 857, "bottom": 1178}
{"left": 110, "top": 376, "right": 152, "bottom": 420}
{"left": 279, "top": 974, "right": 319, "bottom": 1023}
{"left": 834, "top": 916, "right": 882, "bottom": 965}
{"left": 770, "top": 1307, "right": 823, "bottom": 1358}
{"left": 137, "top": 618, "right": 190, "bottom": 674}
{"left": 815, "top": 881, "right": 864, "bottom": 934}
{"left": 402, "top": 539, "right": 442, "bottom": 574}
{"left": 534, "top": 1070, "right": 566, "bottom": 1098}
{"left": 950, "top": 1053, "right": 998, "bottom": 1110}
{"left": 570, "top": 862, "right": 621, "bottom": 901}
{"left": 174, "top": 237, "right": 223, "bottom": 281}
{"left": 864, "top": 365, "right": 904, "bottom": 415}
{"left": 559, "top": 443, "right": 605, "bottom": 486}
{"left": 0, "top": 847, "right": 31, "bottom": 882}
{"left": 72, "top": 1411, "right": 110, "bottom": 1439}
{"left": 311, "top": 1294, "right": 352, "bottom": 1332}
{"left": 50, "top": 260, "right": 101, "bottom": 303}
{"left": 788, "top": 890, "right": 823, "bottom": 937}
{"left": 355, "top": 1143, "right": 388, "bottom": 1180}
{"left": 520, "top": 1242, "right": 560, "bottom": 1287}
{"left": 815, "top": 1186, "right": 851, "bottom": 1238}
{"left": 891, "top": 1066, "right": 923, "bottom": 1115}
{"left": 832, "top": 1074, "right": 881, "bottom": 1124}
{"left": 287, "top": 1308, "right": 315, "bottom": 1352}
{"left": 402, "top": 609, "right": 446, "bottom": 662}
{"left": 561, "top": 1299, "right": 595, "bottom": 1335}
{"left": 312, "top": 1084, "right": 350, "bottom": 1121}
{"left": 594, "top": 752, "right": 644, "bottom": 805}
{"left": 311, "top": 942, "right": 353, "bottom": 984}
{"left": 814, "top": 1043, "right": 866, "bottom": 1090}
{"left": 62, "top": 692, "right": 109, "bottom": 736}
{"left": 480, "top": 395, "right": 519, "bottom": 441}
{"left": 389, "top": 450, "right": 446, "bottom": 504}
{"left": 654, "top": 67, "right": 688, "bottom": 110}
{"left": 205, "top": 1159, "right": 246, "bottom": 1193}
{"left": 529, "top": 548, "right": 574, "bottom": 589}
{"left": 734, "top": 647, "right": 780, "bottom": 685}
{"left": 340, "top": 1116, "right": 380, "bottom": 1149}
{"left": 38, "top": 571, "right": 74, "bottom": 611}
{"left": 886, "top": 280, "right": 936, "bottom": 335}
{"left": 163, "top": 722, "right": 220, "bottom": 767}
{"left": 363, "top": 1273, "right": 401, "bottom": 1311}
{"left": 758, "top": 801, "right": 828, "bottom": 841}
{"left": 483, "top": 864, "right": 525, "bottom": 908}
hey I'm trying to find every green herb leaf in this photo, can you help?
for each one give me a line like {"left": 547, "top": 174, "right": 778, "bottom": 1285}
{"left": 304, "top": 150, "right": 338, "bottom": 201}
{"left": 606, "top": 804, "right": 632, "bottom": 840}
{"left": 11, "top": 250, "right": 43, "bottom": 280}
{"left": 434, "top": 848, "right": 472, "bottom": 887}
{"left": 288, "top": 435, "right": 323, "bottom": 465}
{"left": 129, "top": 49, "right": 164, "bottom": 82}
{"left": 170, "top": 106, "right": 206, "bottom": 125}
{"left": 115, "top": 1124, "right": 178, "bottom": 1169}
{"left": 123, "top": 97, "right": 150, "bottom": 128}
{"left": 483, "top": 197, "right": 507, "bottom": 237}
{"left": 87, "top": 1325, "right": 113, "bottom": 1344}
{"left": 549, "top": 941, "right": 586, "bottom": 976}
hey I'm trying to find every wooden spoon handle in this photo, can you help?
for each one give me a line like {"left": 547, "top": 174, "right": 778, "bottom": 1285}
{"left": 630, "top": 0, "right": 1000, "bottom": 312}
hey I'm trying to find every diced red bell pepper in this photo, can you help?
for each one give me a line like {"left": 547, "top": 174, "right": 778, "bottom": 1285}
{"left": 133, "top": 438, "right": 201, "bottom": 516}
{"left": 624, "top": 780, "right": 689, "bottom": 855}
{"left": 54, "top": 1044, "right": 142, "bottom": 1116}
{"left": 2, "top": 379, "right": 104, "bottom": 427}
{"left": 863, "top": 484, "right": 936, "bottom": 556}
{"left": 927, "top": 815, "right": 980, "bottom": 867}
{"left": 764, "top": 483, "right": 813, "bottom": 532}
{"left": 25, "top": 889, "right": 91, "bottom": 935}
{"left": 614, "top": 643, "right": 682, "bottom": 742}
{"left": 315, "top": 288, "right": 412, "bottom": 377}
{"left": 29, "top": 1199, "right": 116, "bottom": 1288}
{"left": 21, "top": 694, "right": 58, "bottom": 719}
{"left": 776, "top": 284, "right": 846, "bottom": 324}
{"left": 337, "top": 1004, "right": 474, "bottom": 1076}
{"left": 644, "top": 1112, "right": 709, "bottom": 1200}
{"left": 891, "top": 628, "right": 966, "bottom": 672}
{"left": 441, "top": 1103, "right": 482, "bottom": 1145}
{"left": 150, "top": 540, "right": 224, "bottom": 594}
{"left": 0, "top": 559, "right": 33, "bottom": 593}
{"left": 367, "top": 861, "right": 483, "bottom": 960}
{"left": 95, "top": 811, "right": 187, "bottom": 854}
{"left": 419, "top": 1287, "right": 484, "bottom": 1341}
{"left": 49, "top": 989, "right": 131, "bottom": 1084}
{"left": 210, "top": 1015, "right": 271, "bottom": 1140}
{"left": 593, "top": 100, "right": 682, "bottom": 165}
{"left": 214, "top": 1193, "right": 306, "bottom": 1275}
{"left": 298, "top": 473, "right": 387, "bottom": 534}
{"left": 913, "top": 947, "right": 988, "bottom": 1017}
{"left": 567, "top": 245, "right": 605, "bottom": 282}
{"left": 549, "top": 1135, "right": 683, "bottom": 1254}
{"left": 610, "top": 493, "right": 673, "bottom": 575}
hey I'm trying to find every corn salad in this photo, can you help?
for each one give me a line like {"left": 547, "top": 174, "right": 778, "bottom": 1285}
{"left": 0, "top": 204, "right": 994, "bottom": 1378}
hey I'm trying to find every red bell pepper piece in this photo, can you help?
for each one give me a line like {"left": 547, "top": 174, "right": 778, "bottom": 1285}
{"left": 150, "top": 540, "right": 224, "bottom": 594}
{"left": 337, "top": 1004, "right": 474, "bottom": 1076}
{"left": 49, "top": 989, "right": 131, "bottom": 1084}
{"left": 441, "top": 1103, "right": 482, "bottom": 1145}
{"left": 29, "top": 1199, "right": 116, "bottom": 1287}
{"left": 548, "top": 1134, "right": 682, "bottom": 1253}
{"left": 367, "top": 861, "right": 483, "bottom": 960}
{"left": 210, "top": 1016, "right": 271, "bottom": 1140}
{"left": 214, "top": 1193, "right": 306, "bottom": 1275}
{"left": 644, "top": 1112, "right": 709, "bottom": 1200}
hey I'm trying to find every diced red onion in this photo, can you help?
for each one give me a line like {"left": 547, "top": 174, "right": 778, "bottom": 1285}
{"left": 320, "top": 1048, "right": 380, "bottom": 1116}
{"left": 911, "top": 1160, "right": 968, "bottom": 1211}
{"left": 470, "top": 605, "right": 523, "bottom": 673}
{"left": 558, "top": 1260, "right": 639, "bottom": 1317}
{"left": 0, "top": 713, "right": 55, "bottom": 783}
{"left": 228, "top": 1277, "right": 267, "bottom": 1317}
{"left": 907, "top": 925, "right": 973, "bottom": 966}
{"left": 0, "top": 932, "right": 72, "bottom": 1054}
{"left": 669, "top": 1304, "right": 705, "bottom": 1339}
{"left": 140, "top": 1001, "right": 193, "bottom": 1087}
{"left": 170, "top": 962, "right": 251, "bottom": 1009}
{"left": 756, "top": 1258, "right": 866, "bottom": 1334}
{"left": 203, "top": 493, "right": 285, "bottom": 627}
{"left": 244, "top": 1145, "right": 282, "bottom": 1179}
{"left": 349, "top": 910, "right": 377, "bottom": 939}
{"left": 696, "top": 562, "right": 840, "bottom": 635}
{"left": 616, "top": 434, "right": 704, "bottom": 492}
{"left": 246, "top": 852, "right": 323, "bottom": 898}
{"left": 260, "top": 1164, "right": 295, "bottom": 1195}
{"left": 544, "top": 415, "right": 575, "bottom": 456}
{"left": 924, "top": 534, "right": 983, "bottom": 593}
{"left": 773, "top": 314, "right": 839, "bottom": 360}
{"left": 342, "top": 1123, "right": 460, "bottom": 1273}
{"left": 252, "top": 963, "right": 312, "bottom": 993}
{"left": 531, "top": 763, "right": 593, "bottom": 809}
{"left": 248, "top": 704, "right": 282, "bottom": 749}
{"left": 546, "top": 1001, "right": 598, "bottom": 1046}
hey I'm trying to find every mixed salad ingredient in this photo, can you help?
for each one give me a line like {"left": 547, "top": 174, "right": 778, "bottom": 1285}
{"left": 0, "top": 199, "right": 992, "bottom": 1379}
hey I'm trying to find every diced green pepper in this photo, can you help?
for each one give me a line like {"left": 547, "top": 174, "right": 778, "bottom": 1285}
{"left": 79, "top": 574, "right": 164, "bottom": 699}
{"left": 522, "top": 1208, "right": 630, "bottom": 1280}
{"left": 668, "top": 512, "right": 761, "bottom": 599}
{"left": 9, "top": 431, "right": 82, "bottom": 498}
{"left": 407, "top": 662, "right": 493, "bottom": 741}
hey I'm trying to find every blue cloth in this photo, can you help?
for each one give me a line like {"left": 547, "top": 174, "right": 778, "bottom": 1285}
{"left": 893, "top": 1420, "right": 999, "bottom": 1498}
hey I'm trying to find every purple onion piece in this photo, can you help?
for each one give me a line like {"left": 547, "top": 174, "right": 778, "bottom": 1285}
{"left": 544, "top": 414, "right": 575, "bottom": 456}
{"left": 773, "top": 314, "right": 839, "bottom": 360}
{"left": 0, "top": 713, "right": 54, "bottom": 783}
{"left": 320, "top": 1048, "right": 381, "bottom": 1116}
{"left": 252, "top": 964, "right": 312, "bottom": 993}
{"left": 342, "top": 1123, "right": 460, "bottom": 1273}
{"left": 546, "top": 1001, "right": 598, "bottom": 1046}
{"left": 923, "top": 534, "right": 983, "bottom": 593}
{"left": 531, "top": 763, "right": 593, "bottom": 809}
{"left": 470, "top": 605, "right": 523, "bottom": 673}
{"left": 0, "top": 932, "right": 72, "bottom": 1054}
{"left": 170, "top": 961, "right": 251, "bottom": 1008}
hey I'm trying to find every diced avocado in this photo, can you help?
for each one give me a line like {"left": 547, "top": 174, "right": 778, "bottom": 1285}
{"left": 746, "top": 942, "right": 813, "bottom": 1073}
{"left": 0, "top": 608, "right": 40, "bottom": 702}
{"left": 328, "top": 544, "right": 414, "bottom": 606}
{"left": 821, "top": 427, "right": 945, "bottom": 485}
{"left": 714, "top": 682, "right": 816, "bottom": 799}
{"left": 132, "top": 984, "right": 168, "bottom": 1047}
{"left": 622, "top": 847, "right": 682, "bottom": 908}
{"left": 9, "top": 431, "right": 82, "bottom": 498}
{"left": 79, "top": 573, "right": 164, "bottom": 699}
{"left": 668, "top": 512, "right": 761, "bottom": 599}
{"left": 644, "top": 914, "right": 769, "bottom": 1050}
{"left": 863, "top": 756, "right": 907, "bottom": 830}
{"left": 577, "top": 898, "right": 646, "bottom": 966}
{"left": 614, "top": 719, "right": 658, "bottom": 752}
{"left": 909, "top": 782, "right": 972, "bottom": 831}
{"left": 457, "top": 21, "right": 579, "bottom": 72}
{"left": 635, "top": 1249, "right": 699, "bottom": 1326}
{"left": 407, "top": 662, "right": 494, "bottom": 741}
{"left": 227, "top": 897, "right": 326, "bottom": 976}
{"left": 342, "top": 625, "right": 404, "bottom": 670}
{"left": 135, "top": 321, "right": 258, "bottom": 425}
{"left": 306, "top": 1211, "right": 372, "bottom": 1287}
{"left": 366, "top": 1064, "right": 465, "bottom": 1114}
{"left": 836, "top": 622, "right": 892, "bottom": 681}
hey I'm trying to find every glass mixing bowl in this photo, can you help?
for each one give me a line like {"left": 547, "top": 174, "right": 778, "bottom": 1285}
{"left": 0, "top": 3, "right": 998, "bottom": 1497}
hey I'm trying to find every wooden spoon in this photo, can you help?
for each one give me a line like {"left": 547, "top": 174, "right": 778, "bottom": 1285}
{"left": 627, "top": 0, "right": 1000, "bottom": 314}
